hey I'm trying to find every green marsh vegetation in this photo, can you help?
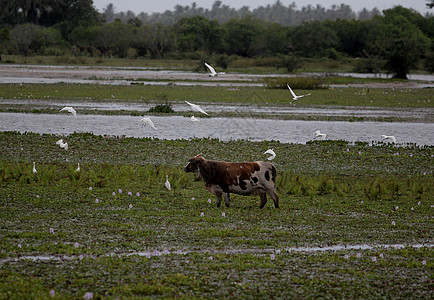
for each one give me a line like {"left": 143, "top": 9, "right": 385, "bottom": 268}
{"left": 0, "top": 82, "right": 432, "bottom": 122}
{"left": 0, "top": 132, "right": 432, "bottom": 298}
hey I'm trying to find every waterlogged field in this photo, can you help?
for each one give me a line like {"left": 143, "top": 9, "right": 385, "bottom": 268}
{"left": 0, "top": 132, "right": 433, "bottom": 299}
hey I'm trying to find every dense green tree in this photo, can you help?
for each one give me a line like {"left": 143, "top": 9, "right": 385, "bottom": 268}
{"left": 324, "top": 19, "right": 377, "bottom": 57}
{"left": 0, "top": 0, "right": 100, "bottom": 27}
{"left": 0, "top": 27, "right": 10, "bottom": 60}
{"left": 9, "top": 23, "right": 42, "bottom": 55}
{"left": 175, "top": 16, "right": 225, "bottom": 54}
{"left": 290, "top": 21, "right": 338, "bottom": 57}
{"left": 370, "top": 7, "right": 430, "bottom": 78}
{"left": 224, "top": 16, "right": 261, "bottom": 57}
{"left": 133, "top": 24, "right": 175, "bottom": 58}
{"left": 251, "top": 22, "right": 289, "bottom": 56}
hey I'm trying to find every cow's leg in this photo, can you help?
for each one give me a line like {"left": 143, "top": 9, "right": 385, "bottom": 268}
{"left": 259, "top": 192, "right": 268, "bottom": 208}
{"left": 267, "top": 189, "right": 279, "bottom": 208}
{"left": 223, "top": 192, "right": 230, "bottom": 207}
{"left": 216, "top": 194, "right": 222, "bottom": 207}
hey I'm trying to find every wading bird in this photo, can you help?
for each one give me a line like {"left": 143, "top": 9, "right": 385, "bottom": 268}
{"left": 205, "top": 62, "right": 225, "bottom": 77}
{"left": 382, "top": 135, "right": 396, "bottom": 144}
{"left": 264, "top": 149, "right": 276, "bottom": 160}
{"left": 287, "top": 84, "right": 311, "bottom": 101}
{"left": 185, "top": 101, "right": 209, "bottom": 116}
{"left": 60, "top": 106, "right": 77, "bottom": 116}
{"left": 75, "top": 163, "right": 80, "bottom": 172}
{"left": 165, "top": 175, "right": 171, "bottom": 191}
{"left": 56, "top": 139, "right": 68, "bottom": 151}
{"left": 140, "top": 117, "right": 157, "bottom": 130}
{"left": 32, "top": 162, "right": 37, "bottom": 174}
{"left": 314, "top": 130, "right": 327, "bottom": 140}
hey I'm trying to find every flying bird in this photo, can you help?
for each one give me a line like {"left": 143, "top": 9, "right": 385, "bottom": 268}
{"left": 287, "top": 84, "right": 311, "bottom": 101}
{"left": 32, "top": 162, "right": 37, "bottom": 174}
{"left": 185, "top": 101, "right": 209, "bottom": 116}
{"left": 165, "top": 175, "right": 171, "bottom": 191}
{"left": 140, "top": 117, "right": 157, "bottom": 130}
{"left": 382, "top": 135, "right": 396, "bottom": 144}
{"left": 205, "top": 62, "right": 225, "bottom": 77}
{"left": 314, "top": 130, "right": 327, "bottom": 140}
{"left": 264, "top": 149, "right": 276, "bottom": 160}
{"left": 189, "top": 116, "right": 199, "bottom": 124}
{"left": 60, "top": 106, "right": 77, "bottom": 116}
{"left": 56, "top": 139, "right": 68, "bottom": 151}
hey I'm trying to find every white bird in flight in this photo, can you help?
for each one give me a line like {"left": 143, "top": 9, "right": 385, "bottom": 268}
{"left": 264, "top": 149, "right": 276, "bottom": 160}
{"left": 190, "top": 116, "right": 199, "bottom": 124}
{"left": 205, "top": 62, "right": 225, "bottom": 77}
{"left": 314, "top": 130, "right": 327, "bottom": 140}
{"left": 287, "top": 84, "right": 311, "bottom": 101}
{"left": 165, "top": 175, "right": 171, "bottom": 191}
{"left": 382, "top": 135, "right": 396, "bottom": 144}
{"left": 32, "top": 162, "right": 37, "bottom": 174}
{"left": 56, "top": 139, "right": 68, "bottom": 151}
{"left": 60, "top": 106, "right": 77, "bottom": 116}
{"left": 185, "top": 101, "right": 209, "bottom": 116}
{"left": 140, "top": 117, "right": 157, "bottom": 130}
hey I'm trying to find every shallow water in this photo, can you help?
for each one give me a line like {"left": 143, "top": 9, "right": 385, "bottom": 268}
{"left": 2, "top": 99, "right": 432, "bottom": 122}
{"left": 1, "top": 112, "right": 433, "bottom": 145}
{"left": 1, "top": 243, "right": 432, "bottom": 265}
{"left": 1, "top": 64, "right": 433, "bottom": 87}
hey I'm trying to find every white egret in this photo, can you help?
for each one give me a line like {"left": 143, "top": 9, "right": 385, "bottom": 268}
{"left": 382, "top": 135, "right": 396, "bottom": 144}
{"left": 165, "top": 175, "right": 171, "bottom": 191}
{"left": 32, "top": 162, "right": 37, "bottom": 174}
{"left": 140, "top": 117, "right": 157, "bottom": 130}
{"left": 75, "top": 163, "right": 80, "bottom": 172}
{"left": 189, "top": 116, "right": 199, "bottom": 124}
{"left": 287, "top": 84, "right": 311, "bottom": 101}
{"left": 60, "top": 106, "right": 77, "bottom": 116}
{"left": 185, "top": 101, "right": 209, "bottom": 116}
{"left": 56, "top": 139, "right": 68, "bottom": 151}
{"left": 205, "top": 62, "right": 225, "bottom": 77}
{"left": 314, "top": 130, "right": 327, "bottom": 140}
{"left": 264, "top": 149, "right": 276, "bottom": 160}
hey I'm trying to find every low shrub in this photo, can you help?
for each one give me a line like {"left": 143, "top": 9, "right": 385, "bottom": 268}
{"left": 263, "top": 76, "right": 327, "bottom": 90}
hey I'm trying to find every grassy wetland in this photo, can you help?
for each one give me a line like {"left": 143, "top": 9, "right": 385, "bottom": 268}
{"left": 0, "top": 132, "right": 432, "bottom": 299}
{"left": 0, "top": 59, "right": 433, "bottom": 298}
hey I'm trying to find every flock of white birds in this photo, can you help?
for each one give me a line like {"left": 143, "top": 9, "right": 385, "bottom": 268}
{"left": 32, "top": 62, "right": 397, "bottom": 187}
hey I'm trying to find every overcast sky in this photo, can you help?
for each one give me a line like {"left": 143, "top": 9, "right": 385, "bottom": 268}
{"left": 92, "top": 0, "right": 431, "bottom": 15}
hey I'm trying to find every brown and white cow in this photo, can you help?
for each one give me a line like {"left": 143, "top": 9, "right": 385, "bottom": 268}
{"left": 184, "top": 154, "right": 279, "bottom": 208}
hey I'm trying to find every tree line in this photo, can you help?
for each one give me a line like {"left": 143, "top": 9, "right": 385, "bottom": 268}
{"left": 0, "top": 1, "right": 432, "bottom": 79}
{"left": 103, "top": 1, "right": 382, "bottom": 26}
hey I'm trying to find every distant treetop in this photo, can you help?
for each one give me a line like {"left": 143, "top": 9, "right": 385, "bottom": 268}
{"left": 102, "top": 1, "right": 387, "bottom": 25}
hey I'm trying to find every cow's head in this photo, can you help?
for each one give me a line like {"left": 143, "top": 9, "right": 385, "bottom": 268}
{"left": 184, "top": 154, "right": 204, "bottom": 173}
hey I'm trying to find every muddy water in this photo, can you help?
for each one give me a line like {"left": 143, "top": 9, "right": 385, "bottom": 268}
{"left": 1, "top": 112, "right": 433, "bottom": 145}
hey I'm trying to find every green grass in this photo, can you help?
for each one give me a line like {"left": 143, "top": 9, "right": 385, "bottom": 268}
{"left": 0, "top": 132, "right": 432, "bottom": 298}
{"left": 0, "top": 83, "right": 432, "bottom": 110}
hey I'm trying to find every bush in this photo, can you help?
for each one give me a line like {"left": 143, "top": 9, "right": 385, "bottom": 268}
{"left": 148, "top": 104, "right": 174, "bottom": 113}
{"left": 353, "top": 57, "right": 383, "bottom": 73}
{"left": 263, "top": 76, "right": 327, "bottom": 90}
{"left": 43, "top": 47, "right": 64, "bottom": 56}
